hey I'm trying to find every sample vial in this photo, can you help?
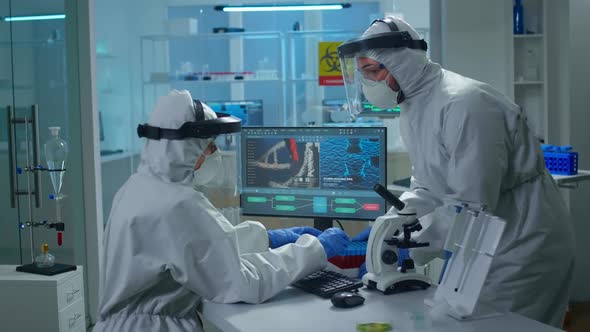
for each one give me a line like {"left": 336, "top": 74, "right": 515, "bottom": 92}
{"left": 35, "top": 244, "right": 56, "bottom": 268}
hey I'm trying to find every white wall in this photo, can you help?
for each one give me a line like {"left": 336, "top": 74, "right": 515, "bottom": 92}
{"left": 440, "top": 0, "right": 513, "bottom": 96}
{"left": 380, "top": 0, "right": 430, "bottom": 29}
{"left": 566, "top": 0, "right": 590, "bottom": 302}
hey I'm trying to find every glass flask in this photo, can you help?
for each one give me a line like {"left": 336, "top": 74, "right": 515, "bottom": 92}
{"left": 35, "top": 244, "right": 55, "bottom": 268}
{"left": 44, "top": 127, "right": 68, "bottom": 199}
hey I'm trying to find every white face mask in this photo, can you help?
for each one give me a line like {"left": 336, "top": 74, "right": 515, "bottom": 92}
{"left": 362, "top": 78, "right": 400, "bottom": 110}
{"left": 193, "top": 149, "right": 223, "bottom": 187}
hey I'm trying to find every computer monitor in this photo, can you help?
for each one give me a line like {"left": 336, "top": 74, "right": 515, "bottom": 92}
{"left": 362, "top": 102, "right": 400, "bottom": 117}
{"left": 322, "top": 98, "right": 400, "bottom": 117}
{"left": 240, "top": 127, "right": 387, "bottom": 229}
{"left": 206, "top": 100, "right": 263, "bottom": 126}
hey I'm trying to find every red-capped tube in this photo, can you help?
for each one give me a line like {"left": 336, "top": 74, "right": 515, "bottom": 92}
{"left": 57, "top": 232, "right": 63, "bottom": 246}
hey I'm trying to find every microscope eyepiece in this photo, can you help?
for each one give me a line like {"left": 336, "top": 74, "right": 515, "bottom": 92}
{"left": 373, "top": 184, "right": 405, "bottom": 211}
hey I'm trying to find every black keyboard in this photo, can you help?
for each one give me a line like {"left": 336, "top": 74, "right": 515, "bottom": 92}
{"left": 293, "top": 270, "right": 364, "bottom": 298}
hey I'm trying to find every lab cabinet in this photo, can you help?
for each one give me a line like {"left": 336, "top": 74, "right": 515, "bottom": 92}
{"left": 137, "top": 30, "right": 403, "bottom": 132}
{"left": 0, "top": 265, "right": 86, "bottom": 332}
{"left": 511, "top": 0, "right": 548, "bottom": 141}
{"left": 140, "top": 31, "right": 286, "bottom": 131}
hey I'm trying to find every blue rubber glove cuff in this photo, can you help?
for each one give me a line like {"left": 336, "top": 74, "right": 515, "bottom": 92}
{"left": 317, "top": 228, "right": 350, "bottom": 258}
{"left": 358, "top": 262, "right": 367, "bottom": 279}
{"left": 267, "top": 229, "right": 299, "bottom": 249}
{"left": 352, "top": 226, "right": 372, "bottom": 242}
{"left": 288, "top": 226, "right": 322, "bottom": 237}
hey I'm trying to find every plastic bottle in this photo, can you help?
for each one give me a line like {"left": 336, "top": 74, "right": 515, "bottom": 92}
{"left": 35, "top": 244, "right": 55, "bottom": 268}
{"left": 44, "top": 127, "right": 68, "bottom": 199}
{"left": 514, "top": 0, "right": 524, "bottom": 35}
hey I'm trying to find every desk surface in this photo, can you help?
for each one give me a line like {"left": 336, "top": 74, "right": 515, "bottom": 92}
{"left": 388, "top": 171, "right": 590, "bottom": 193}
{"left": 0, "top": 265, "right": 82, "bottom": 286}
{"left": 202, "top": 287, "right": 561, "bottom": 332}
{"left": 552, "top": 170, "right": 590, "bottom": 185}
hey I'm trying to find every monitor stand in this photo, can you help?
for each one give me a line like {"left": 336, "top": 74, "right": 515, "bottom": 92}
{"left": 314, "top": 218, "right": 334, "bottom": 231}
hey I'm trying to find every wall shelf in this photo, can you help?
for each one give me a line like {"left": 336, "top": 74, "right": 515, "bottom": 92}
{"left": 143, "top": 78, "right": 282, "bottom": 85}
{"left": 514, "top": 34, "right": 543, "bottom": 39}
{"left": 0, "top": 39, "right": 65, "bottom": 49}
{"left": 514, "top": 80, "right": 544, "bottom": 85}
{"left": 97, "top": 53, "right": 118, "bottom": 59}
{"left": 141, "top": 31, "right": 282, "bottom": 42}
{"left": 0, "top": 85, "right": 35, "bottom": 91}
{"left": 288, "top": 78, "right": 319, "bottom": 82}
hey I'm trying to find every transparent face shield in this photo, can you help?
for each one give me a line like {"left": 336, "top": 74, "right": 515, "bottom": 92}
{"left": 194, "top": 132, "right": 243, "bottom": 224}
{"left": 340, "top": 54, "right": 378, "bottom": 116}
{"left": 337, "top": 30, "right": 428, "bottom": 116}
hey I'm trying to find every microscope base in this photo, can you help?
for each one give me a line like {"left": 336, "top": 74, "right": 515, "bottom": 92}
{"left": 363, "top": 272, "right": 431, "bottom": 295}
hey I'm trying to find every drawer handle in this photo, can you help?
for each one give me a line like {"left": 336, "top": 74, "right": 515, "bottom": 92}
{"left": 66, "top": 288, "right": 80, "bottom": 302}
{"left": 69, "top": 313, "right": 81, "bottom": 328}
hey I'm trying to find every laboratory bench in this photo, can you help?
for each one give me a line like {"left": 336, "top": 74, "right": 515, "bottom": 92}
{"left": 552, "top": 170, "right": 590, "bottom": 188}
{"left": 388, "top": 170, "right": 590, "bottom": 193}
{"left": 0, "top": 265, "right": 86, "bottom": 332}
{"left": 201, "top": 286, "right": 562, "bottom": 332}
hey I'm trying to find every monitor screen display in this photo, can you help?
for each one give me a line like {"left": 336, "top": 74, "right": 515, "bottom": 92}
{"left": 240, "top": 127, "right": 387, "bottom": 220}
{"left": 206, "top": 100, "right": 263, "bottom": 126}
{"left": 322, "top": 98, "right": 400, "bottom": 117}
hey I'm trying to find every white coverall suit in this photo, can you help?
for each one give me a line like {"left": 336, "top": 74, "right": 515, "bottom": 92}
{"left": 94, "top": 90, "right": 327, "bottom": 331}
{"left": 365, "top": 18, "right": 575, "bottom": 327}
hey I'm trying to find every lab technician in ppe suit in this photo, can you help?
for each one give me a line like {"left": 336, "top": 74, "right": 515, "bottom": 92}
{"left": 339, "top": 17, "right": 575, "bottom": 327}
{"left": 95, "top": 90, "right": 349, "bottom": 331}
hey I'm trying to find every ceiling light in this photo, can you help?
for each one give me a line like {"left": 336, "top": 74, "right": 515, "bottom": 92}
{"left": 214, "top": 3, "right": 351, "bottom": 12}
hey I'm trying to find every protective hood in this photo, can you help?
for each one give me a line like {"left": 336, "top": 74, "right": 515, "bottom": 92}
{"left": 137, "top": 90, "right": 215, "bottom": 185}
{"left": 361, "top": 17, "right": 441, "bottom": 102}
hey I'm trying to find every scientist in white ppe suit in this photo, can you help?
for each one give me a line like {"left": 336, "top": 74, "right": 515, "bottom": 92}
{"left": 95, "top": 90, "right": 349, "bottom": 331}
{"left": 339, "top": 17, "right": 575, "bottom": 327}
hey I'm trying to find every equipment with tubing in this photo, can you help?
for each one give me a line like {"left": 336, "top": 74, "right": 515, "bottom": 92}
{"left": 425, "top": 204, "right": 506, "bottom": 321}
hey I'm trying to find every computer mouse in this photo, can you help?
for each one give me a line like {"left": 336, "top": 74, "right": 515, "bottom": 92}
{"left": 330, "top": 291, "right": 365, "bottom": 308}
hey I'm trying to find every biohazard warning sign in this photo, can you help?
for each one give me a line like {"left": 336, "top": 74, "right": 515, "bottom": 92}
{"left": 318, "top": 42, "right": 343, "bottom": 86}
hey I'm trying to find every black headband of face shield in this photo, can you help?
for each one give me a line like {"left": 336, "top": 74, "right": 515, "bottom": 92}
{"left": 136, "top": 99, "right": 242, "bottom": 140}
{"left": 374, "top": 17, "right": 400, "bottom": 32}
{"left": 337, "top": 19, "right": 427, "bottom": 57}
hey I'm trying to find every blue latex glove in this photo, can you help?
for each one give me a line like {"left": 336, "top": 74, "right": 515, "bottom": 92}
{"left": 288, "top": 226, "right": 322, "bottom": 237}
{"left": 317, "top": 227, "right": 350, "bottom": 258}
{"left": 351, "top": 226, "right": 372, "bottom": 242}
{"left": 267, "top": 229, "right": 299, "bottom": 249}
{"left": 358, "top": 262, "right": 367, "bottom": 279}
{"left": 267, "top": 227, "right": 322, "bottom": 249}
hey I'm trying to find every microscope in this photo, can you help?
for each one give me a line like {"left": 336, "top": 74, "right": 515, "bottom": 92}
{"left": 362, "top": 184, "right": 431, "bottom": 294}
